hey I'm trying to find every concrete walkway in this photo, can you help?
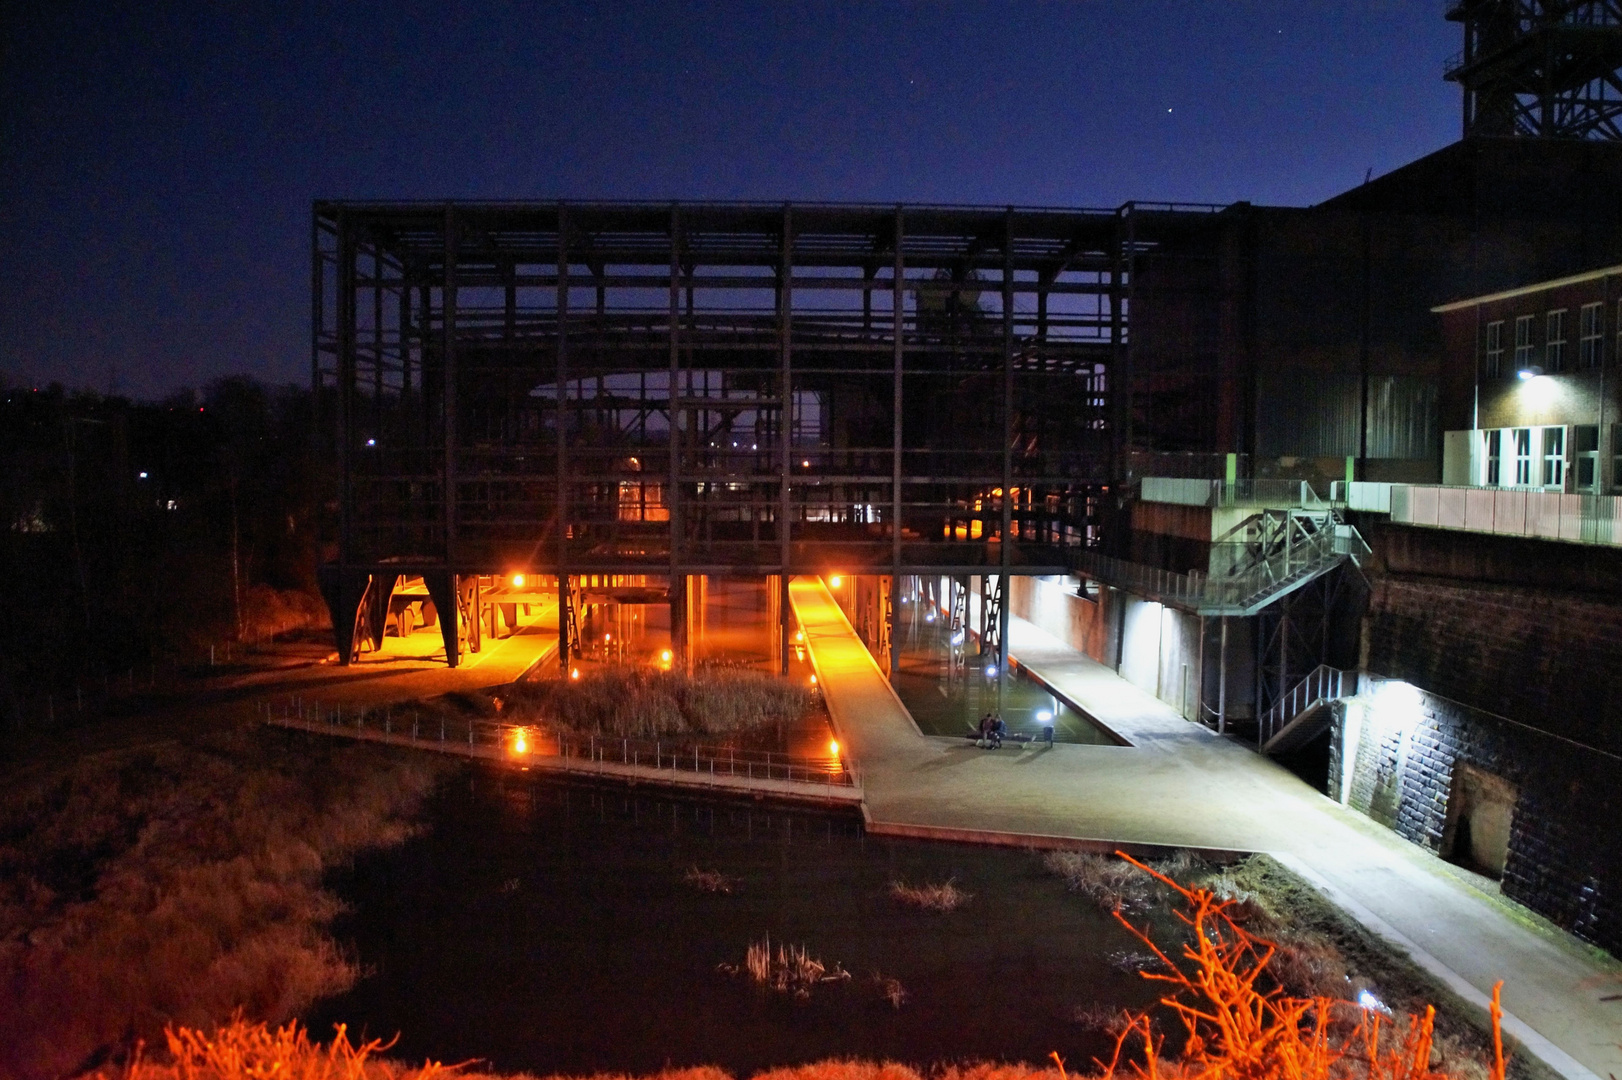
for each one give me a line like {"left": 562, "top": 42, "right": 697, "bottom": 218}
{"left": 788, "top": 576, "right": 1622, "bottom": 1080}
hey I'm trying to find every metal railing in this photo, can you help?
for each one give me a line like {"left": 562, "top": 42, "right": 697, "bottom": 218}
{"left": 1069, "top": 518, "right": 1364, "bottom": 616}
{"left": 1387, "top": 484, "right": 1622, "bottom": 547}
{"left": 1141, "top": 477, "right": 1333, "bottom": 510}
{"left": 1257, "top": 665, "right": 1356, "bottom": 749}
{"left": 263, "top": 696, "right": 856, "bottom": 789}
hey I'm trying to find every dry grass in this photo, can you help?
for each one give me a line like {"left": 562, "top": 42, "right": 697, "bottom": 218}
{"left": 1041, "top": 850, "right": 1162, "bottom": 912}
{"left": 683, "top": 866, "right": 737, "bottom": 895}
{"left": 502, "top": 668, "right": 810, "bottom": 739}
{"left": 99, "top": 878, "right": 1511, "bottom": 1080}
{"left": 718, "top": 937, "right": 852, "bottom": 1000}
{"left": 887, "top": 878, "right": 973, "bottom": 913}
{"left": 0, "top": 730, "right": 442, "bottom": 1080}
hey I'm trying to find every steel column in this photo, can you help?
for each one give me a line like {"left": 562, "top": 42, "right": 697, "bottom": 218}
{"left": 557, "top": 203, "right": 572, "bottom": 668}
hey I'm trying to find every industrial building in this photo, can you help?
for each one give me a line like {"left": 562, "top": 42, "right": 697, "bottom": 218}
{"left": 314, "top": 1, "right": 1622, "bottom": 953}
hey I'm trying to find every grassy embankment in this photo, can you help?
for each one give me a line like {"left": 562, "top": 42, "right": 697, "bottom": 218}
{"left": 0, "top": 728, "right": 442, "bottom": 1080}
{"left": 1042, "top": 851, "right": 1545, "bottom": 1080}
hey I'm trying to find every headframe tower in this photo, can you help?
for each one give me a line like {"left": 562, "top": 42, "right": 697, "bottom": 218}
{"left": 1446, "top": 0, "right": 1622, "bottom": 138}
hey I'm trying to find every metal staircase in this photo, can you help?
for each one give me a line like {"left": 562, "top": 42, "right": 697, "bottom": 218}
{"left": 1257, "top": 664, "right": 1358, "bottom": 754}
{"left": 1068, "top": 507, "right": 1369, "bottom": 617}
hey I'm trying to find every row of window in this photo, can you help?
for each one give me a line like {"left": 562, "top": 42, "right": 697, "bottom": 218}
{"left": 1483, "top": 300, "right": 1613, "bottom": 377}
{"left": 1475, "top": 424, "right": 1612, "bottom": 491}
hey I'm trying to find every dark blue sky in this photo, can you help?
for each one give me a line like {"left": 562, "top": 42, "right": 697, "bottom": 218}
{"left": 1, "top": 1, "right": 1460, "bottom": 398}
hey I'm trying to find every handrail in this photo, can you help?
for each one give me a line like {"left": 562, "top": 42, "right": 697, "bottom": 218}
{"left": 1069, "top": 516, "right": 1361, "bottom": 616}
{"left": 266, "top": 696, "right": 855, "bottom": 788}
{"left": 1257, "top": 665, "right": 1355, "bottom": 749}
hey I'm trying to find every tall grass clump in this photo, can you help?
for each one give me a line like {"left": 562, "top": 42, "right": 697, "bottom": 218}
{"left": 505, "top": 667, "right": 811, "bottom": 739}
{"left": 0, "top": 730, "right": 442, "bottom": 1080}
{"left": 718, "top": 937, "right": 851, "bottom": 1000}
{"left": 888, "top": 878, "right": 973, "bottom": 913}
{"left": 1042, "top": 850, "right": 1162, "bottom": 912}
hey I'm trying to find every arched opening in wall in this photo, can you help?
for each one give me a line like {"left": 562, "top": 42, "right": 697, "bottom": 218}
{"left": 1442, "top": 763, "right": 1517, "bottom": 880}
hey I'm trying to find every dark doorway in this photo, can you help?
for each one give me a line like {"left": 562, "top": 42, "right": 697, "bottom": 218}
{"left": 1442, "top": 763, "right": 1517, "bottom": 879}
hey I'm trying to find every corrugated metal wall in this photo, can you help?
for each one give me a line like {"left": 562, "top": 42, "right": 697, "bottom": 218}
{"left": 1256, "top": 372, "right": 1437, "bottom": 459}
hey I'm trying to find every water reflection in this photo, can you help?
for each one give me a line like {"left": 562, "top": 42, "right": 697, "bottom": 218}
{"left": 308, "top": 772, "right": 1158, "bottom": 1076}
{"left": 892, "top": 599, "right": 1118, "bottom": 745}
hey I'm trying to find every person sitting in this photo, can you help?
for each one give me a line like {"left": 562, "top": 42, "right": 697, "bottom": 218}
{"left": 989, "top": 715, "right": 1007, "bottom": 749}
{"left": 976, "top": 713, "right": 993, "bottom": 747}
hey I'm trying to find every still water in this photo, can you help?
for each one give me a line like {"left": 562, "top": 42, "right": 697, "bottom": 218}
{"left": 309, "top": 770, "right": 1161, "bottom": 1076}
{"left": 890, "top": 603, "right": 1119, "bottom": 745}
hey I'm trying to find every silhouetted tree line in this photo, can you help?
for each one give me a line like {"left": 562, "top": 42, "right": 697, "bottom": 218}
{"left": 0, "top": 376, "right": 334, "bottom": 715}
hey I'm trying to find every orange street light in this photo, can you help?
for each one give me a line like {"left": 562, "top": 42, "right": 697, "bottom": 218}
{"left": 829, "top": 739, "right": 839, "bottom": 756}
{"left": 511, "top": 573, "right": 525, "bottom": 587}
{"left": 512, "top": 728, "right": 530, "bottom": 755}
{"left": 829, "top": 574, "right": 843, "bottom": 588}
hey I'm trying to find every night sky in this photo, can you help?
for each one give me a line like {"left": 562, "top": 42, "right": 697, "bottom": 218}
{"left": 2, "top": 1, "right": 1459, "bottom": 398}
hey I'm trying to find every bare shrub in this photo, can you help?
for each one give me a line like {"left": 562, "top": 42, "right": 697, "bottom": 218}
{"left": 683, "top": 866, "right": 736, "bottom": 894}
{"left": 0, "top": 732, "right": 442, "bottom": 1080}
{"left": 888, "top": 878, "right": 972, "bottom": 913}
{"left": 1041, "top": 850, "right": 1159, "bottom": 912}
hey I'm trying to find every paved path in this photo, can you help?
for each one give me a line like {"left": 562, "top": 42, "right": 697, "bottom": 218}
{"left": 788, "top": 576, "right": 1622, "bottom": 1080}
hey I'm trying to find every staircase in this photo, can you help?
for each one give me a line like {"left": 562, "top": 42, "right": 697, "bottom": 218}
{"left": 1068, "top": 508, "right": 1369, "bottom": 617}
{"left": 1257, "top": 665, "right": 1358, "bottom": 754}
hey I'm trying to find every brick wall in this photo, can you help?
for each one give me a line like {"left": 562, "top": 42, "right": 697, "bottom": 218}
{"left": 1365, "top": 574, "right": 1622, "bottom": 756}
{"left": 1330, "top": 687, "right": 1622, "bottom": 953}
{"left": 1343, "top": 527, "right": 1622, "bottom": 954}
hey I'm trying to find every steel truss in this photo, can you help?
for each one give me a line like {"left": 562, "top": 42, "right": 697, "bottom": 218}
{"left": 314, "top": 201, "right": 1232, "bottom": 593}
{"left": 1447, "top": 0, "right": 1622, "bottom": 139}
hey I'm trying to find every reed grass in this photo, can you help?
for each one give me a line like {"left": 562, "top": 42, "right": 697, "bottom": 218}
{"left": 1040, "top": 850, "right": 1161, "bottom": 912}
{"left": 887, "top": 878, "right": 973, "bottom": 913}
{"left": 502, "top": 668, "right": 810, "bottom": 739}
{"left": 683, "top": 866, "right": 737, "bottom": 895}
{"left": 99, "top": 873, "right": 1511, "bottom": 1080}
{"left": 718, "top": 937, "right": 851, "bottom": 999}
{"left": 1, "top": 731, "right": 442, "bottom": 1080}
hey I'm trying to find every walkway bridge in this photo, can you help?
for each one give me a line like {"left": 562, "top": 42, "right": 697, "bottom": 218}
{"left": 785, "top": 574, "right": 1616, "bottom": 1080}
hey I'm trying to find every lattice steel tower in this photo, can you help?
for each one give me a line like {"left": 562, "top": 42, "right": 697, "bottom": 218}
{"left": 1446, "top": 1, "right": 1622, "bottom": 138}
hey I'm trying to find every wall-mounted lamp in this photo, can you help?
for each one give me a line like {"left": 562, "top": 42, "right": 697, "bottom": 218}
{"left": 1517, "top": 365, "right": 1544, "bottom": 380}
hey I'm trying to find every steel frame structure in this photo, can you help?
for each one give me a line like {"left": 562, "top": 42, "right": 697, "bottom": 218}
{"left": 313, "top": 200, "right": 1228, "bottom": 664}
{"left": 1447, "top": 0, "right": 1622, "bottom": 139}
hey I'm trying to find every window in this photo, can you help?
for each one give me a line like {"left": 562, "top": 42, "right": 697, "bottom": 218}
{"left": 1513, "top": 427, "right": 1533, "bottom": 485}
{"left": 1576, "top": 425, "right": 1600, "bottom": 491}
{"left": 1580, "top": 303, "right": 1603, "bottom": 368}
{"left": 1485, "top": 320, "right": 1504, "bottom": 378}
{"left": 1613, "top": 427, "right": 1622, "bottom": 492}
{"left": 1546, "top": 310, "right": 1567, "bottom": 371}
{"left": 1485, "top": 429, "right": 1502, "bottom": 486}
{"left": 1542, "top": 426, "right": 1565, "bottom": 487}
{"left": 1514, "top": 315, "right": 1535, "bottom": 370}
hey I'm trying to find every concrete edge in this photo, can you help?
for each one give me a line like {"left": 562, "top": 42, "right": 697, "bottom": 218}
{"left": 1269, "top": 851, "right": 1602, "bottom": 1080}
{"left": 1009, "top": 655, "right": 1136, "bottom": 747}
{"left": 862, "top": 817, "right": 1250, "bottom": 862}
